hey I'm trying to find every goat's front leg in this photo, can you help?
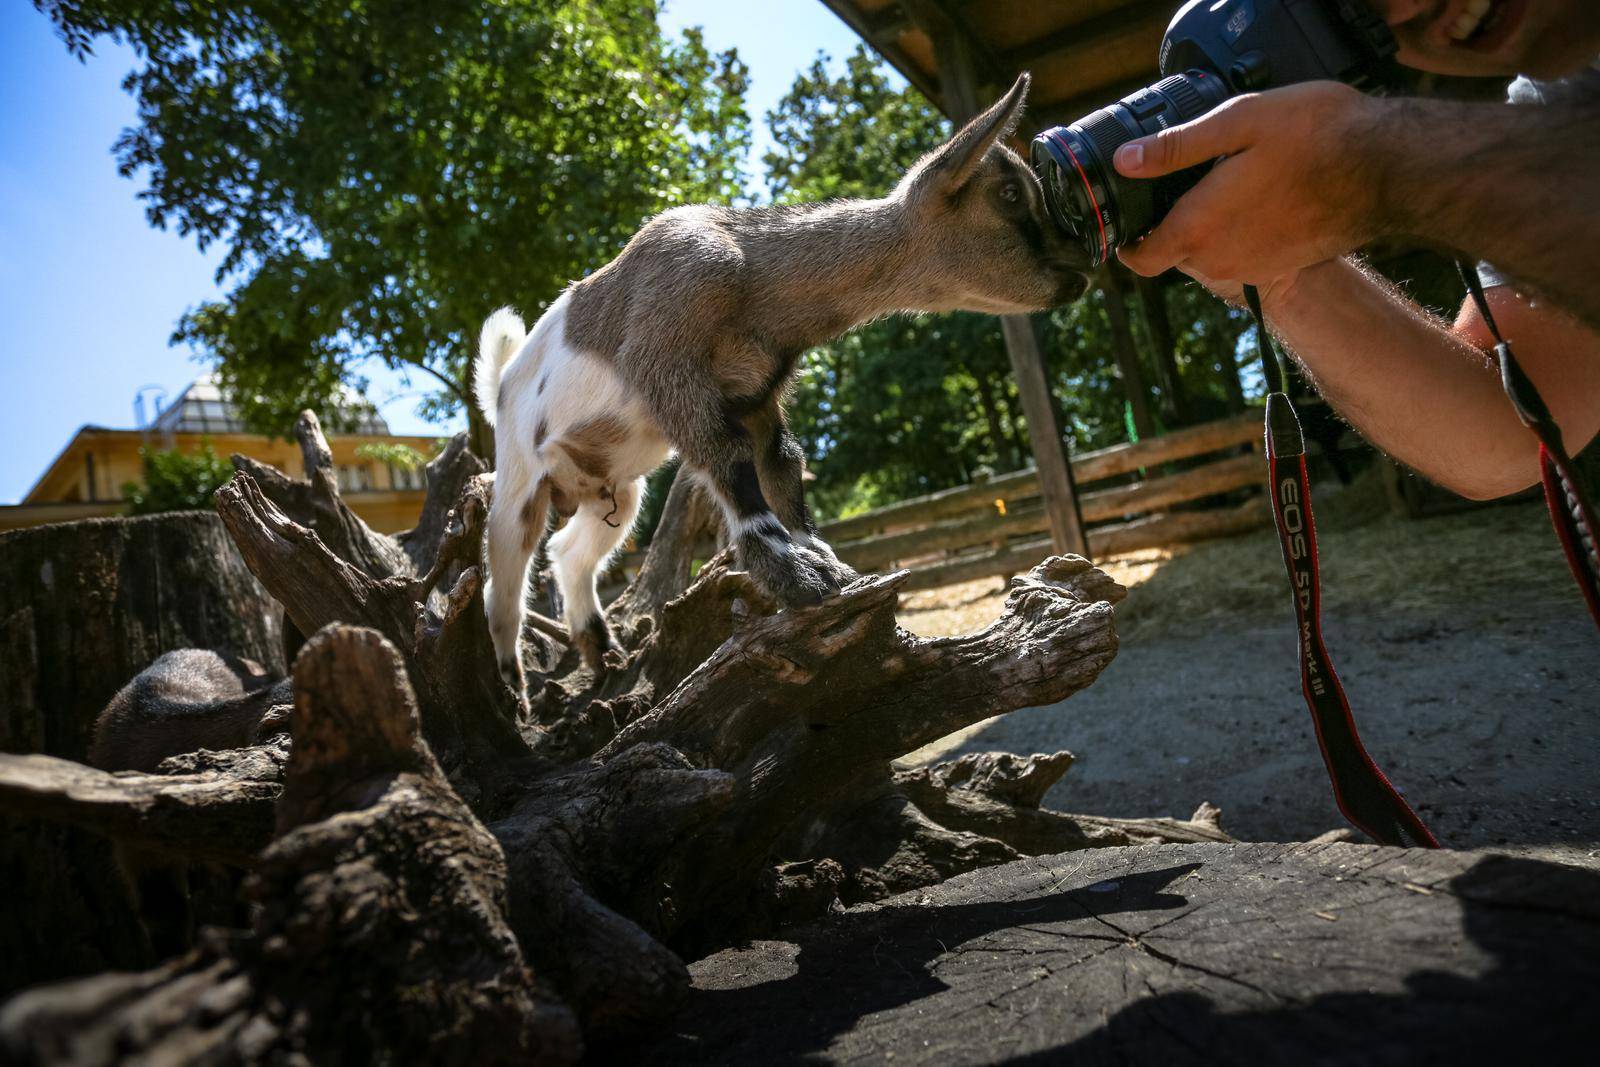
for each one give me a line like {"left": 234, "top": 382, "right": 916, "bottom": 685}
{"left": 702, "top": 448, "right": 846, "bottom": 607}
{"left": 746, "top": 400, "right": 858, "bottom": 586}
{"left": 634, "top": 360, "right": 841, "bottom": 607}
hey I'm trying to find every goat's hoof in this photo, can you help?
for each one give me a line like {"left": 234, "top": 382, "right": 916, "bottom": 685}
{"left": 798, "top": 535, "right": 859, "bottom": 587}
{"left": 758, "top": 547, "right": 842, "bottom": 608}
{"left": 572, "top": 617, "right": 617, "bottom": 672}
{"left": 498, "top": 654, "right": 525, "bottom": 694}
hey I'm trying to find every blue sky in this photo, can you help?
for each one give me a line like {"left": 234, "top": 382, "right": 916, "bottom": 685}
{"left": 0, "top": 1, "right": 873, "bottom": 503}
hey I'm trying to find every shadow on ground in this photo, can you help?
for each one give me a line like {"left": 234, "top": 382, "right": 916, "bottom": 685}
{"left": 646, "top": 842, "right": 1597, "bottom": 1064}
{"left": 901, "top": 503, "right": 1600, "bottom": 863}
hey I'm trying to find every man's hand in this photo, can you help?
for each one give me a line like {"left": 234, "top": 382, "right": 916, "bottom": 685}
{"left": 1114, "top": 82, "right": 1391, "bottom": 284}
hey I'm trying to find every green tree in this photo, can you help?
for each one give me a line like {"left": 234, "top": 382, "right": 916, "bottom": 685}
{"left": 122, "top": 443, "right": 233, "bottom": 515}
{"left": 37, "top": 0, "right": 750, "bottom": 441}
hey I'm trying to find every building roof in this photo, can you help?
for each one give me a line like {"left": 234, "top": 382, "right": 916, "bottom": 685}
{"left": 148, "top": 374, "right": 392, "bottom": 436}
{"left": 20, "top": 376, "right": 411, "bottom": 504}
{"left": 820, "top": 0, "right": 1170, "bottom": 128}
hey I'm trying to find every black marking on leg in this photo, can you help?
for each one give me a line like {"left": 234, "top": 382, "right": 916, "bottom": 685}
{"left": 739, "top": 512, "right": 790, "bottom": 544}
{"left": 729, "top": 460, "right": 768, "bottom": 520}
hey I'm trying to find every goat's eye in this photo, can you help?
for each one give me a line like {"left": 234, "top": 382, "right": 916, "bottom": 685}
{"left": 1000, "top": 183, "right": 1021, "bottom": 204}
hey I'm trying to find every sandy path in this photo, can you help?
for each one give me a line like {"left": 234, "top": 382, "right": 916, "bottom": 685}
{"left": 896, "top": 503, "right": 1600, "bottom": 864}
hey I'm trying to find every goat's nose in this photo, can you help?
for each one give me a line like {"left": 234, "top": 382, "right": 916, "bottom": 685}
{"left": 1053, "top": 272, "right": 1090, "bottom": 306}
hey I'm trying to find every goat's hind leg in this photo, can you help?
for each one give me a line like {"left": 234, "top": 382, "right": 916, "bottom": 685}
{"left": 484, "top": 465, "right": 551, "bottom": 694}
{"left": 549, "top": 477, "right": 643, "bottom": 670}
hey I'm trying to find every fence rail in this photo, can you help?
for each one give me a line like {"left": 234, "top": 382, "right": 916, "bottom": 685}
{"left": 609, "top": 411, "right": 1272, "bottom": 594}
{"left": 820, "top": 411, "right": 1267, "bottom": 589}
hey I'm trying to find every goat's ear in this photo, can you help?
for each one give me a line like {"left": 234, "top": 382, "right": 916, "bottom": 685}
{"left": 908, "top": 72, "right": 1030, "bottom": 196}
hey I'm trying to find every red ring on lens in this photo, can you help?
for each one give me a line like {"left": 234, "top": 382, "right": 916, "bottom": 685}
{"left": 1054, "top": 131, "right": 1108, "bottom": 266}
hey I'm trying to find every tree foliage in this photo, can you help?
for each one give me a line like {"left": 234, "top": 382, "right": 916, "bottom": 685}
{"left": 37, "top": 0, "right": 751, "bottom": 435}
{"left": 122, "top": 443, "right": 233, "bottom": 515}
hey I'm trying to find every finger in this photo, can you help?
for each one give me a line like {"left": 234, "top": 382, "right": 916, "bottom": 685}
{"left": 1113, "top": 96, "right": 1256, "bottom": 179}
{"left": 1116, "top": 195, "right": 1198, "bottom": 276}
{"left": 1117, "top": 237, "right": 1172, "bottom": 278}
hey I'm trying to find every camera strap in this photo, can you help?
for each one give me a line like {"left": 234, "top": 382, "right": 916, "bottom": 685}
{"left": 1455, "top": 261, "right": 1600, "bottom": 628}
{"left": 1243, "top": 284, "right": 1438, "bottom": 848}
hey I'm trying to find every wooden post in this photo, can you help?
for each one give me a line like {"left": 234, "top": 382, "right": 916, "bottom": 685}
{"left": 999, "top": 316, "right": 1089, "bottom": 556}
{"left": 1136, "top": 272, "right": 1191, "bottom": 425}
{"left": 1098, "top": 267, "right": 1156, "bottom": 440}
{"left": 910, "top": 0, "right": 1090, "bottom": 557}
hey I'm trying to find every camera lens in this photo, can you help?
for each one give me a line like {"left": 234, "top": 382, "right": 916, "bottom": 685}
{"left": 1032, "top": 70, "right": 1232, "bottom": 268}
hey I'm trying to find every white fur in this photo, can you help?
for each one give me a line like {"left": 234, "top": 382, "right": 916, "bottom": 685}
{"left": 475, "top": 307, "right": 527, "bottom": 427}
{"left": 478, "top": 293, "right": 671, "bottom": 669}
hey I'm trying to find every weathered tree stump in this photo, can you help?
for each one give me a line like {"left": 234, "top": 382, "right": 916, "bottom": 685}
{"left": 0, "top": 510, "right": 285, "bottom": 992}
{"left": 0, "top": 512, "right": 283, "bottom": 762}
{"left": 653, "top": 841, "right": 1599, "bottom": 1063}
{"left": 0, "top": 425, "right": 1238, "bottom": 1055}
{"left": 0, "top": 626, "right": 580, "bottom": 1066}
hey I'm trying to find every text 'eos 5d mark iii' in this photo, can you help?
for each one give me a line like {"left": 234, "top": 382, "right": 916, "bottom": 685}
{"left": 1030, "top": 0, "right": 1398, "bottom": 268}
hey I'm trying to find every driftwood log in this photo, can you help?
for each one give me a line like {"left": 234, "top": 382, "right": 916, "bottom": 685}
{"left": 0, "top": 416, "right": 1236, "bottom": 1059}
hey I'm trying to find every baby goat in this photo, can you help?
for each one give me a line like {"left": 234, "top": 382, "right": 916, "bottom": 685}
{"left": 476, "top": 73, "right": 1087, "bottom": 680}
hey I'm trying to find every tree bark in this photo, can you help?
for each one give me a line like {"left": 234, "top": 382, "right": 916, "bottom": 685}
{"left": 1098, "top": 266, "right": 1157, "bottom": 440}
{"left": 1136, "top": 272, "right": 1191, "bottom": 426}
{"left": 1, "top": 436, "right": 1234, "bottom": 1055}
{"left": 0, "top": 626, "right": 582, "bottom": 1067}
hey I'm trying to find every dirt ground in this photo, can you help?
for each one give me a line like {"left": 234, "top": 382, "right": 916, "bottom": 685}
{"left": 896, "top": 493, "right": 1600, "bottom": 867}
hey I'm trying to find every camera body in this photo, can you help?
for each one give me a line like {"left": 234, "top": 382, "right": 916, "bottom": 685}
{"left": 1031, "top": 0, "right": 1397, "bottom": 267}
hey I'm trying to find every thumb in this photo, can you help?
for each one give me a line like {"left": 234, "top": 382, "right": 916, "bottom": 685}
{"left": 1113, "top": 98, "right": 1255, "bottom": 178}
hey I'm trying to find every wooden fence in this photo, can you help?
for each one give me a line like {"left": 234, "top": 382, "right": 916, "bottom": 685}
{"left": 608, "top": 411, "right": 1271, "bottom": 595}
{"left": 817, "top": 411, "right": 1268, "bottom": 592}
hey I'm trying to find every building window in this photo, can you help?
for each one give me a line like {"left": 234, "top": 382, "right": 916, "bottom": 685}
{"left": 336, "top": 464, "right": 372, "bottom": 493}
{"left": 388, "top": 464, "right": 425, "bottom": 492}
{"left": 85, "top": 453, "right": 97, "bottom": 502}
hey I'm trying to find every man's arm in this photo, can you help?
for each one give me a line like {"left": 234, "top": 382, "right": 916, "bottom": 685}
{"left": 1249, "top": 257, "right": 1600, "bottom": 499}
{"left": 1115, "top": 82, "right": 1600, "bottom": 331}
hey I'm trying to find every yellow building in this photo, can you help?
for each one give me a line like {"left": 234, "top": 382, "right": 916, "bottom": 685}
{"left": 2, "top": 376, "right": 441, "bottom": 534}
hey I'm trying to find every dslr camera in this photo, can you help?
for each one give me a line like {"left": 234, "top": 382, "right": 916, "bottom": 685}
{"left": 1032, "top": 0, "right": 1398, "bottom": 267}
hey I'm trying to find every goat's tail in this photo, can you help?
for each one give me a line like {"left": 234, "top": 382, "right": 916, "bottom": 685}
{"left": 475, "top": 307, "right": 527, "bottom": 427}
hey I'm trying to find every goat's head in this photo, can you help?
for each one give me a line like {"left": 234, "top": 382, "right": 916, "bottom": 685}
{"left": 894, "top": 72, "right": 1090, "bottom": 315}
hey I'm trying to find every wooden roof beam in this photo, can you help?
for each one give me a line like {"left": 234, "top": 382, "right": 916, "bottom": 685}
{"left": 1002, "top": 0, "right": 1176, "bottom": 68}
{"left": 818, "top": 0, "right": 944, "bottom": 105}
{"left": 1032, "top": 73, "right": 1160, "bottom": 129}
{"left": 900, "top": 0, "right": 1011, "bottom": 115}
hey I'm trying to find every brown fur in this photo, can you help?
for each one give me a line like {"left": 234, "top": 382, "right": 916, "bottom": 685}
{"left": 548, "top": 480, "right": 577, "bottom": 519}
{"left": 89, "top": 649, "right": 289, "bottom": 773}
{"left": 563, "top": 77, "right": 1085, "bottom": 431}
{"left": 557, "top": 415, "right": 631, "bottom": 481}
{"left": 520, "top": 479, "right": 552, "bottom": 553}
{"left": 557, "top": 76, "right": 1085, "bottom": 538}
